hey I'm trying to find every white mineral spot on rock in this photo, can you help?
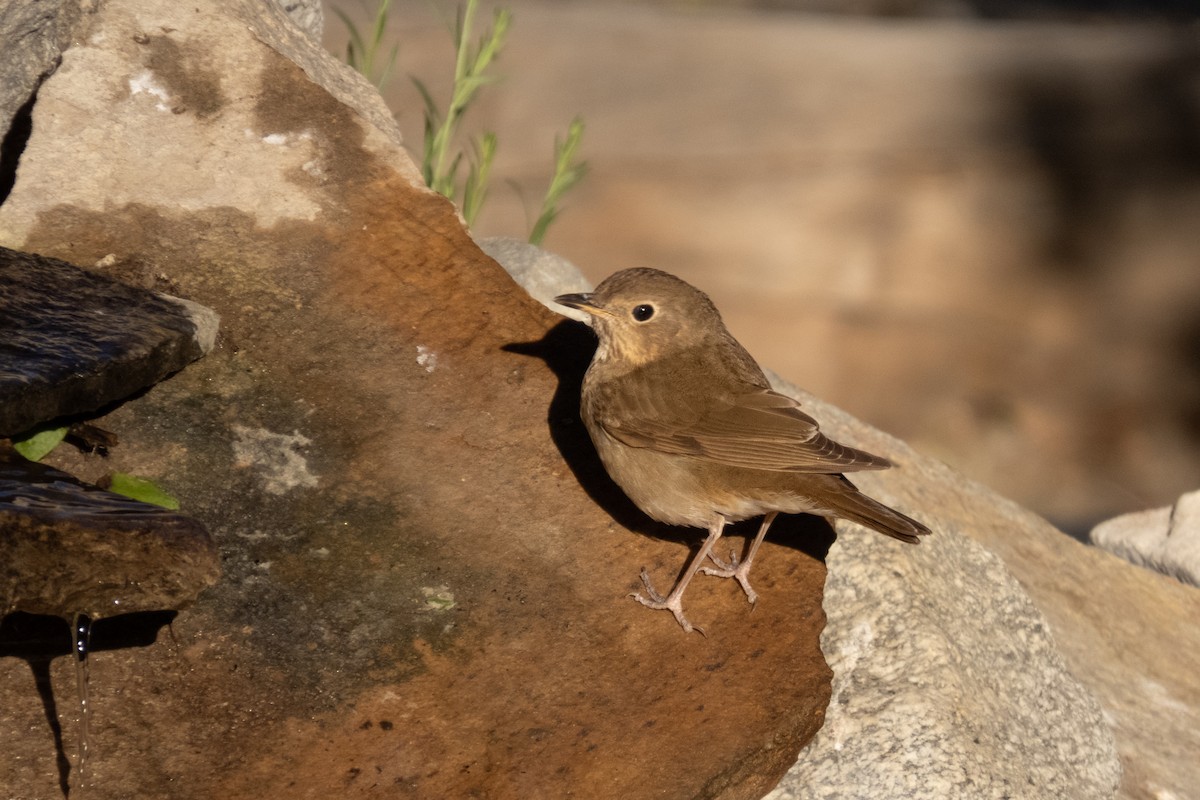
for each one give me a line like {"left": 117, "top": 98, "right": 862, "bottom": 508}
{"left": 128, "top": 70, "right": 171, "bottom": 111}
{"left": 416, "top": 345, "right": 438, "bottom": 373}
{"left": 262, "top": 133, "right": 288, "bottom": 145}
{"left": 231, "top": 424, "right": 319, "bottom": 495}
{"left": 421, "top": 585, "right": 456, "bottom": 611}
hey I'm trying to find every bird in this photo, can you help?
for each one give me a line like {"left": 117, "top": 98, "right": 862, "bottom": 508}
{"left": 555, "top": 267, "right": 929, "bottom": 634}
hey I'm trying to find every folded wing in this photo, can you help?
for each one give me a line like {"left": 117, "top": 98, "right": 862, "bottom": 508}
{"left": 595, "top": 383, "right": 892, "bottom": 473}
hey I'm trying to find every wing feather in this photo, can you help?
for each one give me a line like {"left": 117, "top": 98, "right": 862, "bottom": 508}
{"left": 593, "top": 378, "right": 891, "bottom": 473}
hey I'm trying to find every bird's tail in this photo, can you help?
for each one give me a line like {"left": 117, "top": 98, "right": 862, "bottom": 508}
{"left": 827, "top": 477, "right": 930, "bottom": 544}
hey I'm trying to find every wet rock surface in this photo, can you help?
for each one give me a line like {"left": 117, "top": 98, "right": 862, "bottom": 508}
{"left": 0, "top": 446, "right": 219, "bottom": 619}
{"left": 0, "top": 2, "right": 831, "bottom": 798}
{"left": 0, "top": 246, "right": 219, "bottom": 437}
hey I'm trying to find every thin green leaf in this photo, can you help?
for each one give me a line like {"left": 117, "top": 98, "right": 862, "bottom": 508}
{"left": 334, "top": 9, "right": 367, "bottom": 72}
{"left": 473, "top": 9, "right": 511, "bottom": 73}
{"left": 105, "top": 473, "right": 181, "bottom": 510}
{"left": 412, "top": 77, "right": 440, "bottom": 120}
{"left": 12, "top": 425, "right": 69, "bottom": 462}
{"left": 530, "top": 116, "right": 588, "bottom": 246}
{"left": 369, "top": 0, "right": 394, "bottom": 45}
{"left": 420, "top": 0, "right": 512, "bottom": 210}
{"left": 335, "top": 1, "right": 398, "bottom": 88}
{"left": 528, "top": 208, "right": 559, "bottom": 248}
{"left": 377, "top": 43, "right": 399, "bottom": 89}
{"left": 462, "top": 132, "right": 497, "bottom": 226}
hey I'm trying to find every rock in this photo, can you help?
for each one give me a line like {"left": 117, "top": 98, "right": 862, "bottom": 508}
{"left": 1090, "top": 489, "right": 1200, "bottom": 587}
{"left": 0, "top": 246, "right": 220, "bottom": 437}
{"left": 765, "top": 411, "right": 1119, "bottom": 798}
{"left": 0, "top": 445, "right": 219, "bottom": 619}
{"left": 0, "top": 2, "right": 830, "bottom": 798}
{"left": 898, "top": 455, "right": 1200, "bottom": 800}
{"left": 775, "top": 378, "right": 1200, "bottom": 800}
{"left": 779, "top": 375, "right": 1200, "bottom": 800}
{"left": 477, "top": 235, "right": 594, "bottom": 322}
{"left": 494, "top": 245, "right": 1123, "bottom": 799}
{"left": 0, "top": 0, "right": 87, "bottom": 140}
{"left": 275, "top": 0, "right": 323, "bottom": 39}
{"left": 0, "top": 0, "right": 318, "bottom": 142}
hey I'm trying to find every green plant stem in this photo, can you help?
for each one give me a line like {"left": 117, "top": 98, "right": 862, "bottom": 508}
{"left": 420, "top": 0, "right": 510, "bottom": 200}
{"left": 343, "top": 1, "right": 586, "bottom": 240}
{"left": 529, "top": 117, "right": 588, "bottom": 246}
{"left": 334, "top": 0, "right": 398, "bottom": 89}
{"left": 462, "top": 132, "right": 497, "bottom": 226}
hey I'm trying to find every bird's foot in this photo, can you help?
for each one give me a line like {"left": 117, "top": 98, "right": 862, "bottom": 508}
{"left": 630, "top": 569, "right": 706, "bottom": 636}
{"left": 700, "top": 560, "right": 759, "bottom": 605}
{"left": 705, "top": 548, "right": 741, "bottom": 572}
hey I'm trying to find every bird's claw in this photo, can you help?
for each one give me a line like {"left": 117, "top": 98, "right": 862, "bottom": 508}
{"left": 630, "top": 569, "right": 706, "bottom": 635}
{"left": 704, "top": 548, "right": 741, "bottom": 572}
{"left": 699, "top": 561, "right": 759, "bottom": 606}
{"left": 635, "top": 568, "right": 668, "bottom": 603}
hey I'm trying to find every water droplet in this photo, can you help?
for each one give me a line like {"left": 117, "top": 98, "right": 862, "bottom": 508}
{"left": 71, "top": 613, "right": 93, "bottom": 797}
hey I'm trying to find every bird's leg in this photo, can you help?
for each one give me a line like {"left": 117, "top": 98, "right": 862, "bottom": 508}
{"left": 700, "top": 511, "right": 779, "bottom": 605}
{"left": 631, "top": 514, "right": 728, "bottom": 635}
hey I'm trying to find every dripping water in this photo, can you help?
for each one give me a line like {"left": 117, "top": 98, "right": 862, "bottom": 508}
{"left": 71, "top": 613, "right": 93, "bottom": 798}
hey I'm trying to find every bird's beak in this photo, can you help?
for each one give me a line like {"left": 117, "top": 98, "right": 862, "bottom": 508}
{"left": 554, "top": 292, "right": 610, "bottom": 317}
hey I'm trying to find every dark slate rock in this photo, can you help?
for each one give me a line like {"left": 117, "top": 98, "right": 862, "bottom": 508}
{"left": 0, "top": 445, "right": 219, "bottom": 619}
{"left": 0, "top": 246, "right": 219, "bottom": 437}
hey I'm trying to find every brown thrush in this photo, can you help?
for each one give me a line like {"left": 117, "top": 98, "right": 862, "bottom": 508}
{"left": 556, "top": 268, "right": 929, "bottom": 634}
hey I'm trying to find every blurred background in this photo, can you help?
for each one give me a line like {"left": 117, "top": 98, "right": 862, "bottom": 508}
{"left": 324, "top": 0, "right": 1200, "bottom": 537}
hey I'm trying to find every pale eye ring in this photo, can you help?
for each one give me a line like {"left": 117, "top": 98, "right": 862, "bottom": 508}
{"left": 632, "top": 304, "right": 655, "bottom": 322}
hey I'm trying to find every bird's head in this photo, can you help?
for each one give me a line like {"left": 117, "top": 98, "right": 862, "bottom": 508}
{"left": 554, "top": 268, "right": 726, "bottom": 366}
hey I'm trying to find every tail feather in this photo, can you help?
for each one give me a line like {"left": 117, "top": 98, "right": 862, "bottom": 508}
{"left": 827, "top": 477, "right": 930, "bottom": 544}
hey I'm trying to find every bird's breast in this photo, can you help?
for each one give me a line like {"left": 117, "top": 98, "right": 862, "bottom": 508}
{"left": 582, "top": 414, "right": 797, "bottom": 528}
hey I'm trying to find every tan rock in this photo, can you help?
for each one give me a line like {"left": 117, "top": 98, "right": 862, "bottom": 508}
{"left": 1091, "top": 490, "right": 1200, "bottom": 588}
{"left": 921, "top": 456, "right": 1200, "bottom": 800}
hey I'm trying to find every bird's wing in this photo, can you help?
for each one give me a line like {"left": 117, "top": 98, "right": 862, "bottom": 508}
{"left": 594, "top": 383, "right": 892, "bottom": 473}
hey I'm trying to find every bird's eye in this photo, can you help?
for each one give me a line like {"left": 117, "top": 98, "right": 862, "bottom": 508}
{"left": 632, "top": 304, "right": 655, "bottom": 322}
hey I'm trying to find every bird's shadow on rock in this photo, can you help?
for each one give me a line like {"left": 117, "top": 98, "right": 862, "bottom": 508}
{"left": 505, "top": 320, "right": 672, "bottom": 541}
{"left": 504, "top": 320, "right": 836, "bottom": 566}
